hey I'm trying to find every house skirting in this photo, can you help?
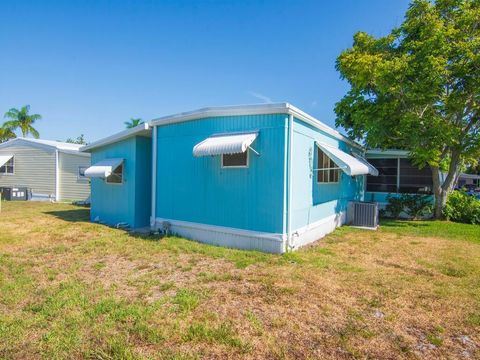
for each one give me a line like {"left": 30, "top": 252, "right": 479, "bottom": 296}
{"left": 153, "top": 218, "right": 285, "bottom": 253}
{"left": 154, "top": 212, "right": 346, "bottom": 253}
{"left": 290, "top": 212, "right": 346, "bottom": 249}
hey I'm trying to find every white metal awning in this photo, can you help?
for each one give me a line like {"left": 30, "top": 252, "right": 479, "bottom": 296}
{"left": 84, "top": 158, "right": 123, "bottom": 178}
{"left": 352, "top": 153, "right": 379, "bottom": 176}
{"left": 193, "top": 132, "right": 258, "bottom": 157}
{"left": 316, "top": 142, "right": 370, "bottom": 176}
{"left": 0, "top": 155, "right": 13, "bottom": 167}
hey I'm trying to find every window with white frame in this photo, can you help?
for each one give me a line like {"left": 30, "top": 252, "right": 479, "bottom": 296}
{"left": 317, "top": 147, "right": 340, "bottom": 183}
{"left": 222, "top": 152, "right": 248, "bottom": 168}
{"left": 78, "top": 166, "right": 88, "bottom": 180}
{"left": 106, "top": 163, "right": 123, "bottom": 184}
{"left": 0, "top": 157, "right": 14, "bottom": 175}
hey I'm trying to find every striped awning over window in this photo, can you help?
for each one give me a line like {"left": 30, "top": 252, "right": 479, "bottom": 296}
{"left": 193, "top": 132, "right": 258, "bottom": 157}
{"left": 316, "top": 142, "right": 374, "bottom": 176}
{"left": 84, "top": 158, "right": 123, "bottom": 178}
{"left": 352, "top": 153, "right": 379, "bottom": 176}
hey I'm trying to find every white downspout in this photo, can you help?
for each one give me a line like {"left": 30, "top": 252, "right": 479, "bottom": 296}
{"left": 55, "top": 150, "right": 60, "bottom": 202}
{"left": 150, "top": 125, "right": 157, "bottom": 229}
{"left": 286, "top": 114, "right": 294, "bottom": 251}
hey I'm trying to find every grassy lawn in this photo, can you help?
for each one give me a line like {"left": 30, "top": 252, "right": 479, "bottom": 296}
{"left": 0, "top": 202, "right": 479, "bottom": 359}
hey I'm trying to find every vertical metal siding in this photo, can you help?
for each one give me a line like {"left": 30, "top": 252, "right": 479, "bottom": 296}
{"left": 0, "top": 145, "right": 56, "bottom": 196}
{"left": 155, "top": 114, "right": 288, "bottom": 234}
{"left": 290, "top": 118, "right": 365, "bottom": 232}
{"left": 58, "top": 152, "right": 91, "bottom": 201}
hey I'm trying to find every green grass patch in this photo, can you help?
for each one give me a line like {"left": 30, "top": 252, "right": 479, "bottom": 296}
{"left": 380, "top": 219, "right": 480, "bottom": 243}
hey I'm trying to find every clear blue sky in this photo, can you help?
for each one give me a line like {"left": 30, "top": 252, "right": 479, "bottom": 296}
{"left": 0, "top": 0, "right": 410, "bottom": 143}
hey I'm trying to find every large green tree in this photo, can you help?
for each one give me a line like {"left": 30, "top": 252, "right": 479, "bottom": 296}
{"left": 124, "top": 117, "right": 143, "bottom": 129}
{"left": 335, "top": 0, "right": 480, "bottom": 218}
{"left": 3, "top": 105, "right": 41, "bottom": 138}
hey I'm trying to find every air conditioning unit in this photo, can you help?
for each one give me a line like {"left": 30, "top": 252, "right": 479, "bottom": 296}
{"left": 348, "top": 201, "right": 379, "bottom": 229}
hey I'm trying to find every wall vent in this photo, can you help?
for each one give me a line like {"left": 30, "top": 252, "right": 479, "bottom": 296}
{"left": 348, "top": 201, "right": 379, "bottom": 229}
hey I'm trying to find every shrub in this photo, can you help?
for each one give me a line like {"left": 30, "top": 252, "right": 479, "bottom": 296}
{"left": 401, "top": 194, "right": 433, "bottom": 220}
{"left": 384, "top": 194, "right": 433, "bottom": 219}
{"left": 385, "top": 195, "right": 404, "bottom": 218}
{"left": 443, "top": 191, "right": 480, "bottom": 224}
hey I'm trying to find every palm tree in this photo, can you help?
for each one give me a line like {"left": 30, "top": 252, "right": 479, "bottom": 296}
{"left": 124, "top": 117, "right": 143, "bottom": 129}
{"left": 0, "top": 124, "right": 16, "bottom": 143}
{"left": 3, "top": 105, "right": 41, "bottom": 138}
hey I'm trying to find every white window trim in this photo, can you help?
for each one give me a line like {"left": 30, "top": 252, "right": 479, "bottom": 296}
{"left": 221, "top": 150, "right": 249, "bottom": 169}
{"left": 315, "top": 147, "right": 340, "bottom": 184}
{"left": 77, "top": 166, "right": 89, "bottom": 181}
{"left": 105, "top": 163, "right": 124, "bottom": 185}
{"left": 0, "top": 156, "right": 15, "bottom": 176}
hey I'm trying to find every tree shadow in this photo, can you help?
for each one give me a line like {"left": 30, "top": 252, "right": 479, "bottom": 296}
{"left": 380, "top": 219, "right": 430, "bottom": 228}
{"left": 44, "top": 208, "right": 90, "bottom": 222}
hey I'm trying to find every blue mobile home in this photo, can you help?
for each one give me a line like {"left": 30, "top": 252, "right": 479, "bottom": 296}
{"left": 81, "top": 104, "right": 377, "bottom": 253}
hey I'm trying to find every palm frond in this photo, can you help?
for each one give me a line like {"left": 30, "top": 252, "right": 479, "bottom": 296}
{"left": 29, "top": 127, "right": 40, "bottom": 139}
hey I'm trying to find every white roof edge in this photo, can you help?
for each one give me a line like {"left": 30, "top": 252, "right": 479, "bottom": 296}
{"left": 150, "top": 103, "right": 363, "bottom": 149}
{"left": 0, "top": 137, "right": 84, "bottom": 151}
{"left": 58, "top": 149, "right": 91, "bottom": 157}
{"left": 80, "top": 123, "right": 150, "bottom": 152}
{"left": 366, "top": 149, "right": 409, "bottom": 156}
{"left": 458, "top": 173, "right": 480, "bottom": 180}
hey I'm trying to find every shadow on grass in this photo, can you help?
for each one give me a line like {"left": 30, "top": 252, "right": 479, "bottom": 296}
{"left": 380, "top": 219, "right": 430, "bottom": 228}
{"left": 44, "top": 209, "right": 90, "bottom": 222}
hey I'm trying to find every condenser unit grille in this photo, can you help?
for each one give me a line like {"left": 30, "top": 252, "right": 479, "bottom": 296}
{"left": 350, "top": 201, "right": 379, "bottom": 229}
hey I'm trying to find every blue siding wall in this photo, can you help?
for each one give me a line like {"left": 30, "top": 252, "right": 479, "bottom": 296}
{"left": 90, "top": 136, "right": 151, "bottom": 229}
{"left": 290, "top": 118, "right": 364, "bottom": 231}
{"left": 155, "top": 114, "right": 288, "bottom": 234}
{"left": 134, "top": 136, "right": 152, "bottom": 228}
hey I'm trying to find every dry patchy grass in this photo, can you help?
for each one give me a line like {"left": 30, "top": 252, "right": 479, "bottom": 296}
{"left": 0, "top": 202, "right": 479, "bottom": 359}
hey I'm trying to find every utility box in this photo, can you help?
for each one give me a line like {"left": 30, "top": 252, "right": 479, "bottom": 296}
{"left": 0, "top": 187, "right": 12, "bottom": 201}
{"left": 348, "top": 201, "right": 379, "bottom": 229}
{"left": 10, "top": 187, "right": 31, "bottom": 201}
{"left": 0, "top": 187, "right": 32, "bottom": 201}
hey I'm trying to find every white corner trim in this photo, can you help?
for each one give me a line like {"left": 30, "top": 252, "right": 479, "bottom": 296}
{"left": 55, "top": 150, "right": 60, "bottom": 201}
{"left": 80, "top": 123, "right": 151, "bottom": 152}
{"left": 154, "top": 217, "right": 285, "bottom": 253}
{"left": 150, "top": 126, "right": 157, "bottom": 227}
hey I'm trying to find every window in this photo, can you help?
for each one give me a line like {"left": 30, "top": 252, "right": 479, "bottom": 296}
{"left": 317, "top": 147, "right": 340, "bottom": 183}
{"left": 0, "top": 157, "right": 14, "bottom": 175}
{"left": 366, "top": 158, "right": 398, "bottom": 192}
{"left": 366, "top": 158, "right": 433, "bottom": 194}
{"left": 78, "top": 166, "right": 88, "bottom": 180}
{"left": 106, "top": 163, "right": 123, "bottom": 184}
{"left": 399, "top": 159, "right": 432, "bottom": 194}
{"left": 222, "top": 152, "right": 248, "bottom": 168}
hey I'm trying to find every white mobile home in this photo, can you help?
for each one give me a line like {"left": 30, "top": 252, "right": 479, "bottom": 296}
{"left": 0, "top": 138, "right": 91, "bottom": 201}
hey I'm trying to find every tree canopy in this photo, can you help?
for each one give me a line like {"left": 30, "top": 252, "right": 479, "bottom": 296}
{"left": 66, "top": 134, "right": 87, "bottom": 145}
{"left": 3, "top": 105, "right": 41, "bottom": 138}
{"left": 124, "top": 118, "right": 143, "bottom": 129}
{"left": 335, "top": 0, "right": 480, "bottom": 217}
{"left": 0, "top": 124, "right": 16, "bottom": 143}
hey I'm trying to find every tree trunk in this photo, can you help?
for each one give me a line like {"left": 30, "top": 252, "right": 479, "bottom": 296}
{"left": 430, "top": 151, "right": 462, "bottom": 219}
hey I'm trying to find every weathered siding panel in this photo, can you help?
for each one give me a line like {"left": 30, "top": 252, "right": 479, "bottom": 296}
{"left": 58, "top": 152, "right": 91, "bottom": 201}
{"left": 0, "top": 145, "right": 56, "bottom": 196}
{"left": 89, "top": 136, "right": 151, "bottom": 228}
{"left": 155, "top": 114, "right": 288, "bottom": 234}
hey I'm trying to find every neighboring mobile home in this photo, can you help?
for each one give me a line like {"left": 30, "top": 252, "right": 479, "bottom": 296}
{"left": 0, "top": 138, "right": 91, "bottom": 201}
{"left": 364, "top": 149, "right": 480, "bottom": 206}
{"left": 81, "top": 104, "right": 378, "bottom": 253}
